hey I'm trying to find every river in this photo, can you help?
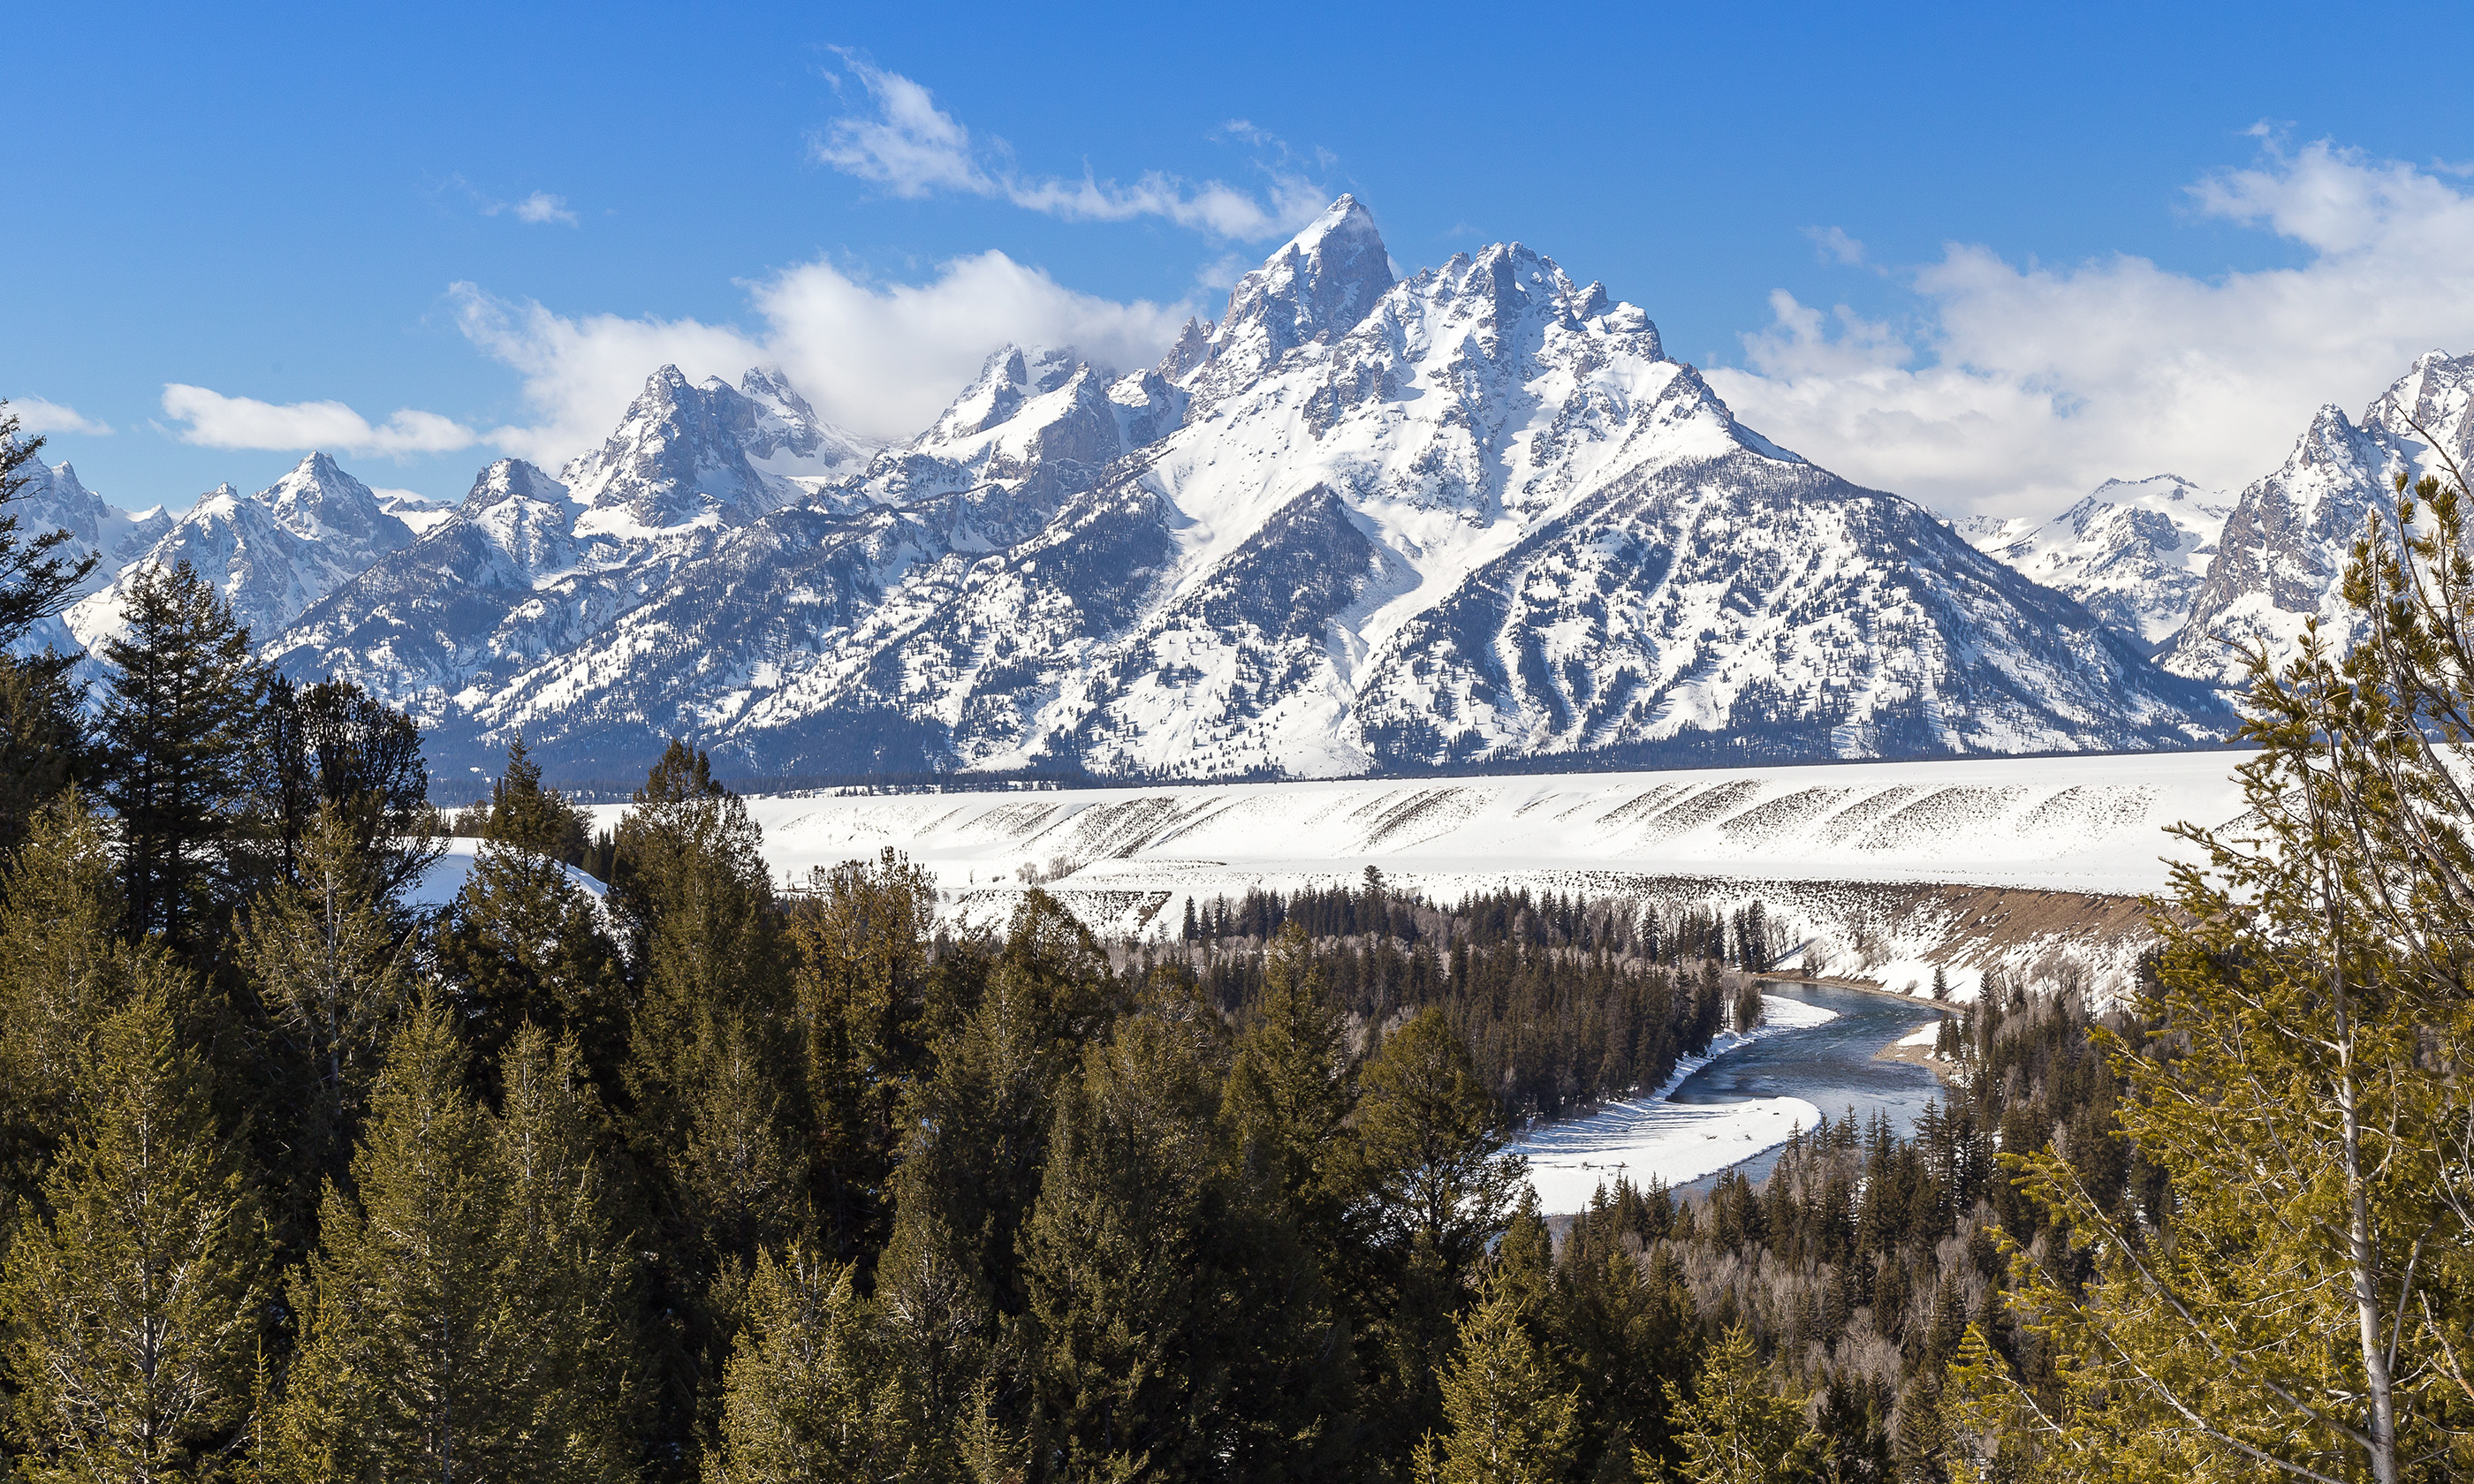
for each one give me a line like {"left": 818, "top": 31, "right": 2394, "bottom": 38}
{"left": 1667, "top": 980, "right": 1951, "bottom": 1195}
{"left": 1513, "top": 980, "right": 1954, "bottom": 1211}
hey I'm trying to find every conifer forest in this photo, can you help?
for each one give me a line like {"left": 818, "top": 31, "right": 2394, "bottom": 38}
{"left": 7, "top": 427, "right": 2474, "bottom": 1484}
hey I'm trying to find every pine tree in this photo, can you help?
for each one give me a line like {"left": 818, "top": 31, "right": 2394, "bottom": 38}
{"left": 616, "top": 741, "right": 787, "bottom": 1160}
{"left": 705, "top": 1247, "right": 914, "bottom": 1484}
{"left": 492, "top": 1024, "right": 641, "bottom": 1481}
{"left": 95, "top": 559, "right": 260, "bottom": 951}
{"left": 486, "top": 735, "right": 591, "bottom": 864}
{"left": 1646, "top": 1325, "right": 1814, "bottom": 1484}
{"left": 269, "top": 994, "right": 519, "bottom": 1483}
{"left": 787, "top": 847, "right": 937, "bottom": 1258}
{"left": 1022, "top": 997, "right": 1231, "bottom": 1479}
{"left": 1222, "top": 922, "right": 1355, "bottom": 1268}
{"left": 0, "top": 649, "right": 87, "bottom": 860}
{"left": 1347, "top": 1006, "right": 1527, "bottom": 1459}
{"left": 1408, "top": 1273, "right": 1578, "bottom": 1484}
{"left": 433, "top": 838, "right": 627, "bottom": 1102}
{"left": 254, "top": 676, "right": 437, "bottom": 908}
{"left": 238, "top": 802, "right": 408, "bottom": 1201}
{"left": 0, "top": 794, "right": 144, "bottom": 1206}
{"left": 0, "top": 981, "right": 261, "bottom": 1480}
{"left": 1969, "top": 456, "right": 2474, "bottom": 1484}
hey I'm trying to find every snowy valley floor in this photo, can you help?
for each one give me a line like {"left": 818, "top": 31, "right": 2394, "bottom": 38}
{"left": 665, "top": 748, "right": 2252, "bottom": 1004}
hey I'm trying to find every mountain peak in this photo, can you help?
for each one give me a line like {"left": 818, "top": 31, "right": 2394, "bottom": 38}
{"left": 1196, "top": 195, "right": 1396, "bottom": 392}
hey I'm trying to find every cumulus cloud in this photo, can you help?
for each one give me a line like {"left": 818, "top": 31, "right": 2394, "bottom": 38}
{"left": 4, "top": 396, "right": 111, "bottom": 435}
{"left": 160, "top": 384, "right": 479, "bottom": 458}
{"left": 816, "top": 57, "right": 1325, "bottom": 240}
{"left": 1707, "top": 140, "right": 2474, "bottom": 518}
{"left": 453, "top": 250, "right": 1193, "bottom": 466}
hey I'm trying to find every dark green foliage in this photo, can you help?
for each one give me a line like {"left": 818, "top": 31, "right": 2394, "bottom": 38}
{"left": 0, "top": 651, "right": 87, "bottom": 859}
{"left": 95, "top": 560, "right": 262, "bottom": 950}
{"left": 484, "top": 735, "right": 596, "bottom": 865}
{"left": 432, "top": 840, "right": 627, "bottom": 1104}
{"left": 0, "top": 980, "right": 260, "bottom": 1480}
{"left": 254, "top": 674, "right": 440, "bottom": 909}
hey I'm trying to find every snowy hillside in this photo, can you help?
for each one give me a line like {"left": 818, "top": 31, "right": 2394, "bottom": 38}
{"left": 269, "top": 195, "right": 2231, "bottom": 781}
{"left": 1956, "top": 475, "right": 2229, "bottom": 652}
{"left": 679, "top": 748, "right": 2254, "bottom": 1006}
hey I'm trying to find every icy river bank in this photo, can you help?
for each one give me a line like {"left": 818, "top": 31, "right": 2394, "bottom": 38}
{"left": 1510, "top": 982, "right": 1951, "bottom": 1212}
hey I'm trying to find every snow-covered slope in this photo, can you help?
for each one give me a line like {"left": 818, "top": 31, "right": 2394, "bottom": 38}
{"left": 66, "top": 452, "right": 417, "bottom": 649}
{"left": 2165, "top": 351, "right": 2474, "bottom": 685}
{"left": 268, "top": 195, "right": 2224, "bottom": 782}
{"left": 1957, "top": 475, "right": 2229, "bottom": 652}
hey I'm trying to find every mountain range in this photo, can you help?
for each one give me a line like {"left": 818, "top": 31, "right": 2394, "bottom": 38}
{"left": 47, "top": 195, "right": 2463, "bottom": 786}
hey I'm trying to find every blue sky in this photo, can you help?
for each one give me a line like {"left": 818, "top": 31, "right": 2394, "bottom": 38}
{"left": 12, "top": 2, "right": 2474, "bottom": 518}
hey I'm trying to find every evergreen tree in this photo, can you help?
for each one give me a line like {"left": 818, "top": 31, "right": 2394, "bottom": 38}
{"left": 1347, "top": 1006, "right": 1527, "bottom": 1461}
{"left": 1968, "top": 458, "right": 2474, "bottom": 1484}
{"left": 0, "top": 795, "right": 147, "bottom": 1208}
{"left": 95, "top": 560, "right": 261, "bottom": 951}
{"left": 433, "top": 839, "right": 627, "bottom": 1102}
{"left": 270, "top": 994, "right": 519, "bottom": 1483}
{"left": 0, "top": 650, "right": 87, "bottom": 860}
{"left": 705, "top": 1248, "right": 914, "bottom": 1484}
{"left": 1222, "top": 922, "right": 1355, "bottom": 1270}
{"left": 238, "top": 802, "right": 409, "bottom": 1205}
{"left": 486, "top": 735, "right": 592, "bottom": 864}
{"left": 787, "top": 847, "right": 937, "bottom": 1259}
{"left": 254, "top": 676, "right": 437, "bottom": 910}
{"left": 1022, "top": 996, "right": 1232, "bottom": 1480}
{"left": 1647, "top": 1325, "right": 1814, "bottom": 1484}
{"left": 492, "top": 1024, "right": 642, "bottom": 1481}
{"left": 616, "top": 741, "right": 787, "bottom": 1160}
{"left": 0, "top": 982, "right": 261, "bottom": 1480}
{"left": 1408, "top": 1271, "right": 1578, "bottom": 1484}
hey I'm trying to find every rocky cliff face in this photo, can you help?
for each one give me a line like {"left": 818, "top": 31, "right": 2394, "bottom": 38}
{"left": 2159, "top": 351, "right": 2474, "bottom": 685}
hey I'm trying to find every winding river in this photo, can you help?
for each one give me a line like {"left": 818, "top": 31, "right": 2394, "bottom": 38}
{"left": 1514, "top": 980, "right": 1952, "bottom": 1211}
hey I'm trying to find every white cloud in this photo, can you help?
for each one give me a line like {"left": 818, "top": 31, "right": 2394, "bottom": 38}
{"left": 160, "top": 384, "right": 478, "bottom": 458}
{"left": 816, "top": 57, "right": 1324, "bottom": 240}
{"left": 512, "top": 191, "right": 577, "bottom": 226}
{"left": 4, "top": 396, "right": 111, "bottom": 435}
{"left": 1707, "top": 140, "right": 2474, "bottom": 518}
{"left": 453, "top": 250, "right": 1193, "bottom": 466}
{"left": 1805, "top": 225, "right": 1867, "bottom": 265}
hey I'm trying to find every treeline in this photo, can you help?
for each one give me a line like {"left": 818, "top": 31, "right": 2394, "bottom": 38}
{"left": 1183, "top": 881, "right": 1789, "bottom": 971}
{"left": 1173, "top": 882, "right": 1770, "bottom": 1124}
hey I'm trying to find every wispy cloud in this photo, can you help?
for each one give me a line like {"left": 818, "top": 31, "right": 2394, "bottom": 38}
{"left": 815, "top": 57, "right": 1325, "bottom": 240}
{"left": 1708, "top": 139, "right": 2474, "bottom": 518}
{"left": 1804, "top": 225, "right": 1868, "bottom": 265}
{"left": 444, "top": 173, "right": 582, "bottom": 227}
{"left": 453, "top": 250, "right": 1193, "bottom": 466}
{"left": 5, "top": 397, "right": 111, "bottom": 435}
{"left": 505, "top": 191, "right": 578, "bottom": 226}
{"left": 160, "top": 384, "right": 478, "bottom": 458}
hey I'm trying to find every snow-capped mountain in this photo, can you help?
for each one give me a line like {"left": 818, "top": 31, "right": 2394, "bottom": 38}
{"left": 3, "top": 458, "right": 172, "bottom": 656}
{"left": 269, "top": 194, "right": 2231, "bottom": 782}
{"left": 2162, "top": 351, "right": 2474, "bottom": 685}
{"left": 563, "top": 365, "right": 879, "bottom": 529}
{"left": 65, "top": 452, "right": 420, "bottom": 650}
{"left": 1955, "top": 475, "right": 2230, "bottom": 653}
